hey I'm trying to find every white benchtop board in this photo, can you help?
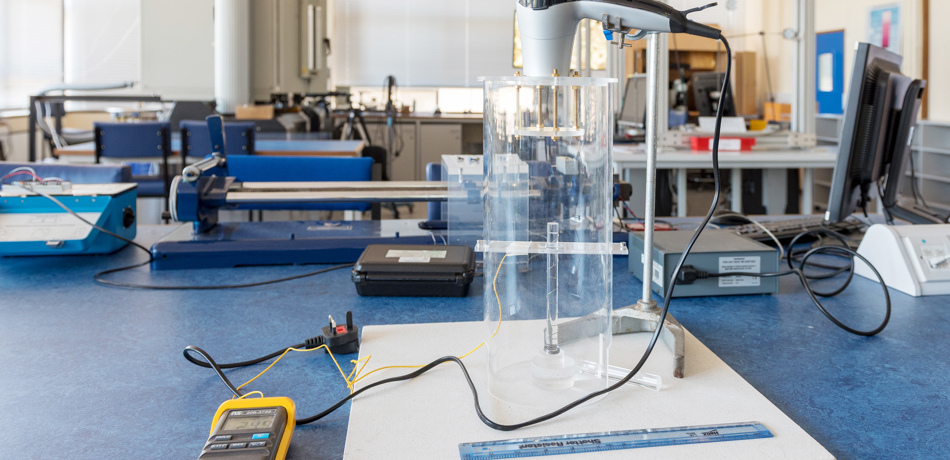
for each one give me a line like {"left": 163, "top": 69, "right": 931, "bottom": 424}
{"left": 343, "top": 320, "right": 833, "bottom": 459}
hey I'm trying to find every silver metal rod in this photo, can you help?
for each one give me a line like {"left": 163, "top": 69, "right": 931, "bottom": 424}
{"left": 640, "top": 32, "right": 661, "bottom": 305}
{"left": 225, "top": 181, "right": 450, "bottom": 204}
{"left": 545, "top": 221, "right": 560, "bottom": 354}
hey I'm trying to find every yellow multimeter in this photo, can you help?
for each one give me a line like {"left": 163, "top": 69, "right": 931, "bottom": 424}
{"left": 199, "top": 396, "right": 296, "bottom": 460}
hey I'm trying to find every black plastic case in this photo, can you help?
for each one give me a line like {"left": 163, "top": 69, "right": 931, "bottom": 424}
{"left": 351, "top": 244, "right": 476, "bottom": 297}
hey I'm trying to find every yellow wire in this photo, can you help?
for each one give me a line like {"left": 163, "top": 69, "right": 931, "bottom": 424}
{"left": 234, "top": 344, "right": 352, "bottom": 395}
{"left": 348, "top": 253, "right": 509, "bottom": 387}
{"left": 347, "top": 356, "right": 372, "bottom": 381}
{"left": 232, "top": 254, "right": 511, "bottom": 396}
{"left": 236, "top": 391, "right": 265, "bottom": 400}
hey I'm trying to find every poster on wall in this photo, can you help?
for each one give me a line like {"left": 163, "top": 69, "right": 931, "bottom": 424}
{"left": 868, "top": 4, "right": 901, "bottom": 55}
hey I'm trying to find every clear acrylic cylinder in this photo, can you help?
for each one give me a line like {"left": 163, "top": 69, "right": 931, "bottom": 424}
{"left": 479, "top": 75, "right": 623, "bottom": 410}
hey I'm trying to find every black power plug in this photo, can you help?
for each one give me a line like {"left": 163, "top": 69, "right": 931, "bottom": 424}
{"left": 321, "top": 311, "right": 360, "bottom": 354}
{"left": 677, "top": 265, "right": 709, "bottom": 285}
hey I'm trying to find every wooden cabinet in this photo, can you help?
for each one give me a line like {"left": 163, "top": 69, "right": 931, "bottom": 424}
{"left": 366, "top": 122, "right": 417, "bottom": 180}
{"left": 419, "top": 124, "right": 463, "bottom": 171}
{"left": 362, "top": 118, "right": 475, "bottom": 180}
{"left": 389, "top": 124, "right": 418, "bottom": 181}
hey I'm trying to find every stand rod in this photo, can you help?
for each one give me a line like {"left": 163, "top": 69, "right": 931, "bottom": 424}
{"left": 639, "top": 32, "right": 661, "bottom": 309}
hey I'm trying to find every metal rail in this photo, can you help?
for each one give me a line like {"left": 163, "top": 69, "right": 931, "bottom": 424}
{"left": 225, "top": 181, "right": 450, "bottom": 204}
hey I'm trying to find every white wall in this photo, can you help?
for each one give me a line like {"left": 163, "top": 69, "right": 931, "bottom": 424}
{"left": 0, "top": 0, "right": 63, "bottom": 110}
{"left": 64, "top": 0, "right": 141, "bottom": 85}
{"left": 332, "top": 0, "right": 544, "bottom": 87}
{"left": 734, "top": 0, "right": 925, "bottom": 115}
{"left": 743, "top": 0, "right": 798, "bottom": 107}
{"left": 140, "top": 0, "right": 214, "bottom": 100}
{"left": 929, "top": 1, "right": 950, "bottom": 122}
{"left": 815, "top": 0, "right": 923, "bottom": 88}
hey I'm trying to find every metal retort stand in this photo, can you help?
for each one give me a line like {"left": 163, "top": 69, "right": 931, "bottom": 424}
{"left": 611, "top": 32, "right": 687, "bottom": 378}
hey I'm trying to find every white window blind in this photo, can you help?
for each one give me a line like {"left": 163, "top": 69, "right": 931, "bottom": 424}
{"left": 63, "top": 0, "right": 140, "bottom": 85}
{"left": 332, "top": 0, "right": 516, "bottom": 87}
{"left": 0, "top": 0, "right": 63, "bottom": 110}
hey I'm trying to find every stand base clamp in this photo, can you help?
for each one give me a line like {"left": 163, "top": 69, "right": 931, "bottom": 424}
{"left": 612, "top": 305, "right": 686, "bottom": 378}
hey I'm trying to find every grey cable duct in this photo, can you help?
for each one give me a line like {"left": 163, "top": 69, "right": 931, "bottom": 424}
{"left": 34, "top": 81, "right": 140, "bottom": 150}
{"left": 37, "top": 81, "right": 136, "bottom": 96}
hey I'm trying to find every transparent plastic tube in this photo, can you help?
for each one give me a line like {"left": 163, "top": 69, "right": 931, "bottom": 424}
{"left": 576, "top": 360, "right": 662, "bottom": 392}
{"left": 481, "top": 75, "right": 625, "bottom": 410}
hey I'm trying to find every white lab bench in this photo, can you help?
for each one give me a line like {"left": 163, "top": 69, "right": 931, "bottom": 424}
{"left": 613, "top": 145, "right": 839, "bottom": 217}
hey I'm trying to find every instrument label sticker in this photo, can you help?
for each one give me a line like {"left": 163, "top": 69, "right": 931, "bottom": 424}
{"left": 386, "top": 250, "right": 446, "bottom": 258}
{"left": 719, "top": 256, "right": 761, "bottom": 287}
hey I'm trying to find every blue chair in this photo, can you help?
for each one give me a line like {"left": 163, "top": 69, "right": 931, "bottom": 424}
{"left": 227, "top": 156, "right": 374, "bottom": 213}
{"left": 93, "top": 122, "right": 172, "bottom": 204}
{"left": 179, "top": 120, "right": 255, "bottom": 166}
{"left": 0, "top": 162, "right": 132, "bottom": 184}
{"left": 426, "top": 162, "right": 442, "bottom": 221}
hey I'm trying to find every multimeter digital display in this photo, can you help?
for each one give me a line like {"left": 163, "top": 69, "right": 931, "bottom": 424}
{"left": 221, "top": 414, "right": 275, "bottom": 431}
{"left": 199, "top": 397, "right": 296, "bottom": 460}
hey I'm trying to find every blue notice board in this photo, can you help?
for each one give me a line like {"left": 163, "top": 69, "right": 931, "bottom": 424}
{"left": 816, "top": 30, "right": 845, "bottom": 114}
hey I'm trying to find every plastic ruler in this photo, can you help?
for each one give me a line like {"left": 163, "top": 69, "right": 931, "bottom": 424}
{"left": 458, "top": 421, "right": 773, "bottom": 459}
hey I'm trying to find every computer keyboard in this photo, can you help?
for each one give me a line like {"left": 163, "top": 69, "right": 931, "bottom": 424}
{"left": 732, "top": 216, "right": 865, "bottom": 244}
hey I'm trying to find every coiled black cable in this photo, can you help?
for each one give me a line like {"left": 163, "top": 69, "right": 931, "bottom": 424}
{"left": 197, "top": 34, "right": 737, "bottom": 430}
{"left": 187, "top": 33, "right": 890, "bottom": 431}
{"left": 707, "top": 244, "right": 890, "bottom": 337}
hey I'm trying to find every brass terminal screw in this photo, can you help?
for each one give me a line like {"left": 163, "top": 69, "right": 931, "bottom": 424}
{"left": 571, "top": 71, "right": 580, "bottom": 133}
{"left": 552, "top": 69, "right": 560, "bottom": 140}
{"left": 514, "top": 72, "right": 522, "bottom": 140}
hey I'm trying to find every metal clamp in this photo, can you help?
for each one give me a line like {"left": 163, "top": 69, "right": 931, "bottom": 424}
{"left": 182, "top": 155, "right": 226, "bottom": 183}
{"left": 602, "top": 15, "right": 635, "bottom": 48}
{"left": 612, "top": 306, "right": 687, "bottom": 378}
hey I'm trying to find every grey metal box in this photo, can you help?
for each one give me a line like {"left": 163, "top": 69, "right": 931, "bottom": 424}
{"left": 628, "top": 230, "right": 779, "bottom": 298}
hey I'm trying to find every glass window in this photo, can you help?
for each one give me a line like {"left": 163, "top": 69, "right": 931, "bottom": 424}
{"left": 0, "top": 0, "right": 64, "bottom": 110}
{"left": 63, "top": 0, "right": 140, "bottom": 85}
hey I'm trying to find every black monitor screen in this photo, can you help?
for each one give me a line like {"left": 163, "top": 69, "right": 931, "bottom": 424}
{"left": 826, "top": 43, "right": 902, "bottom": 222}
{"left": 691, "top": 72, "right": 735, "bottom": 118}
{"left": 825, "top": 42, "right": 943, "bottom": 224}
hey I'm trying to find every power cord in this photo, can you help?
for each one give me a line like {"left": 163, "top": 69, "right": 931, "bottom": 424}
{"left": 188, "top": 33, "right": 739, "bottom": 432}
{"left": 677, "top": 232, "right": 890, "bottom": 336}
{"left": 185, "top": 312, "right": 360, "bottom": 371}
{"left": 710, "top": 211, "right": 785, "bottom": 258}
{"left": 14, "top": 182, "right": 354, "bottom": 290}
{"left": 187, "top": 33, "right": 892, "bottom": 431}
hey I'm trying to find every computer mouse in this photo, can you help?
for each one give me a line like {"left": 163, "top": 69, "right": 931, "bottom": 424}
{"left": 709, "top": 209, "right": 751, "bottom": 226}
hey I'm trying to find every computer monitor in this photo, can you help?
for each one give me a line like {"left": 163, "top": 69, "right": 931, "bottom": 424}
{"left": 825, "top": 42, "right": 946, "bottom": 224}
{"left": 618, "top": 75, "right": 647, "bottom": 128}
{"left": 692, "top": 72, "right": 736, "bottom": 117}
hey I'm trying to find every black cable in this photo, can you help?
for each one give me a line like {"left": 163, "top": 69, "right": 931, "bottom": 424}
{"left": 907, "top": 148, "right": 930, "bottom": 210}
{"left": 95, "top": 262, "right": 354, "bottom": 291}
{"left": 18, "top": 183, "right": 356, "bottom": 290}
{"left": 185, "top": 344, "right": 307, "bottom": 369}
{"left": 706, "top": 245, "right": 890, "bottom": 336}
{"left": 190, "top": 33, "right": 891, "bottom": 433}
{"left": 785, "top": 250, "right": 852, "bottom": 281}
{"left": 19, "top": 183, "right": 155, "bottom": 256}
{"left": 290, "top": 34, "right": 737, "bottom": 431}
{"left": 184, "top": 346, "right": 245, "bottom": 398}
{"left": 786, "top": 229, "right": 855, "bottom": 297}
